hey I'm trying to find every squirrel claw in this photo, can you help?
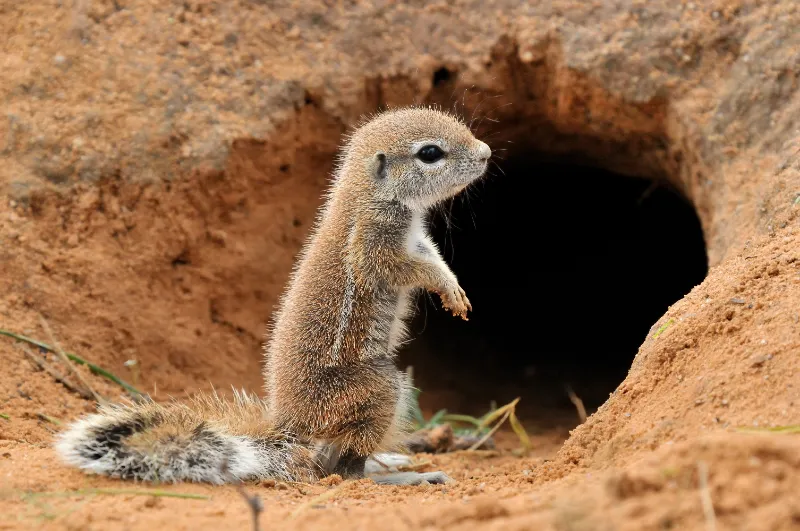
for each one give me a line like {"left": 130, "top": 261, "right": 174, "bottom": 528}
{"left": 437, "top": 283, "right": 471, "bottom": 320}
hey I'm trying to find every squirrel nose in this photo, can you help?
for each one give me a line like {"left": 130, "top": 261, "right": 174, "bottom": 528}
{"left": 476, "top": 141, "right": 491, "bottom": 161}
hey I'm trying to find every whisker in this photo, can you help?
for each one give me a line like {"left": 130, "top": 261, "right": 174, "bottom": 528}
{"left": 490, "top": 160, "right": 507, "bottom": 176}
{"left": 469, "top": 94, "right": 503, "bottom": 130}
{"left": 472, "top": 96, "right": 506, "bottom": 130}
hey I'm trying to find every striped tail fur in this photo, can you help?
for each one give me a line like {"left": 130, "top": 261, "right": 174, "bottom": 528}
{"left": 55, "top": 390, "right": 322, "bottom": 484}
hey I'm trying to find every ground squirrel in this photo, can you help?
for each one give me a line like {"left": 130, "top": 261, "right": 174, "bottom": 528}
{"left": 56, "top": 106, "right": 492, "bottom": 486}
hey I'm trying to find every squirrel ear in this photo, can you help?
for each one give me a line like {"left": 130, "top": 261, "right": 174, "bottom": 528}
{"left": 371, "top": 152, "right": 387, "bottom": 180}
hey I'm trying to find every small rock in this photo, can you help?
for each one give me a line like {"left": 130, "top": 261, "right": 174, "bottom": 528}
{"left": 143, "top": 496, "right": 163, "bottom": 509}
{"left": 207, "top": 229, "right": 228, "bottom": 246}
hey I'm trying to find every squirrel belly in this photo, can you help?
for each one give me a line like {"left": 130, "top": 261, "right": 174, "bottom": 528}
{"left": 54, "top": 391, "right": 321, "bottom": 484}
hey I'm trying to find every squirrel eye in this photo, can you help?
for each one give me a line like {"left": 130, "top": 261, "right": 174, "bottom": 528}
{"left": 416, "top": 145, "right": 445, "bottom": 164}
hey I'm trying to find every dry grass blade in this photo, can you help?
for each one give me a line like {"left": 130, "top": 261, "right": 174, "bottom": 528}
{"left": 697, "top": 461, "right": 717, "bottom": 531}
{"left": 36, "top": 413, "right": 62, "bottom": 425}
{"left": 439, "top": 413, "right": 483, "bottom": 427}
{"left": 290, "top": 481, "right": 349, "bottom": 519}
{"left": 0, "top": 329, "right": 141, "bottom": 395}
{"left": 24, "top": 488, "right": 210, "bottom": 500}
{"left": 652, "top": 318, "right": 675, "bottom": 339}
{"left": 565, "top": 386, "right": 588, "bottom": 423}
{"left": 20, "top": 344, "right": 94, "bottom": 400}
{"left": 508, "top": 411, "right": 532, "bottom": 451}
{"left": 368, "top": 454, "right": 393, "bottom": 471}
{"left": 39, "top": 316, "right": 104, "bottom": 404}
{"left": 466, "top": 397, "right": 531, "bottom": 452}
{"left": 468, "top": 409, "right": 511, "bottom": 451}
{"left": 397, "top": 459, "right": 432, "bottom": 472}
{"left": 734, "top": 425, "right": 800, "bottom": 434}
{"left": 478, "top": 397, "right": 520, "bottom": 428}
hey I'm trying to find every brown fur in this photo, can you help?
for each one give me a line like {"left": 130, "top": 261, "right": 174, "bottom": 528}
{"left": 264, "top": 106, "right": 491, "bottom": 472}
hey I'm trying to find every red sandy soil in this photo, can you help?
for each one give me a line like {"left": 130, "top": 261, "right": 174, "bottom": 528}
{"left": 1, "top": 0, "right": 799, "bottom": 529}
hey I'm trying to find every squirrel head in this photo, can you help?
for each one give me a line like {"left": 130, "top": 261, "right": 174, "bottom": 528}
{"left": 339, "top": 106, "right": 492, "bottom": 212}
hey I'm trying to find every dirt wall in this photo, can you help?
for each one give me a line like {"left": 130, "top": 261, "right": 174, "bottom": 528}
{"left": 1, "top": 1, "right": 798, "bottom": 529}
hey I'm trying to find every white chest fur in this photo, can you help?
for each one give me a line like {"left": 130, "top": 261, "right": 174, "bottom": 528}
{"left": 385, "top": 212, "right": 429, "bottom": 355}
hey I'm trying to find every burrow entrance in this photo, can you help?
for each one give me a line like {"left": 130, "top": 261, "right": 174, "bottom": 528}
{"left": 398, "top": 153, "right": 708, "bottom": 429}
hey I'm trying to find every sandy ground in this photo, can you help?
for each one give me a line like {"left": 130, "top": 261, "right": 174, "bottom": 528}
{"left": 1, "top": 0, "right": 799, "bottom": 529}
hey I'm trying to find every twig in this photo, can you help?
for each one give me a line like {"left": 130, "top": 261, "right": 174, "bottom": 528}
{"left": 39, "top": 316, "right": 104, "bottom": 404}
{"left": 697, "top": 461, "right": 717, "bottom": 531}
{"left": 0, "top": 329, "right": 142, "bottom": 395}
{"left": 565, "top": 385, "right": 588, "bottom": 423}
{"left": 220, "top": 459, "right": 263, "bottom": 531}
{"left": 290, "top": 482, "right": 349, "bottom": 519}
{"left": 235, "top": 483, "right": 263, "bottom": 531}
{"left": 20, "top": 344, "right": 94, "bottom": 400}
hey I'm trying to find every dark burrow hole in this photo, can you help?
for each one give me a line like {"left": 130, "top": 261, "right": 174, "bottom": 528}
{"left": 397, "top": 154, "right": 708, "bottom": 429}
{"left": 432, "top": 67, "right": 453, "bottom": 87}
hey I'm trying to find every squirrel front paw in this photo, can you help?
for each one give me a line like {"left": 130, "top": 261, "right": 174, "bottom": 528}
{"left": 435, "top": 283, "right": 472, "bottom": 321}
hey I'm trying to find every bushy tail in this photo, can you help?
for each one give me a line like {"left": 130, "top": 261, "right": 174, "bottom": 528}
{"left": 55, "top": 390, "right": 322, "bottom": 484}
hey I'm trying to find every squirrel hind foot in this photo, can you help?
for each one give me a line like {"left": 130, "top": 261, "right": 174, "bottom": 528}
{"left": 368, "top": 471, "right": 454, "bottom": 486}
{"left": 364, "top": 452, "right": 413, "bottom": 474}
